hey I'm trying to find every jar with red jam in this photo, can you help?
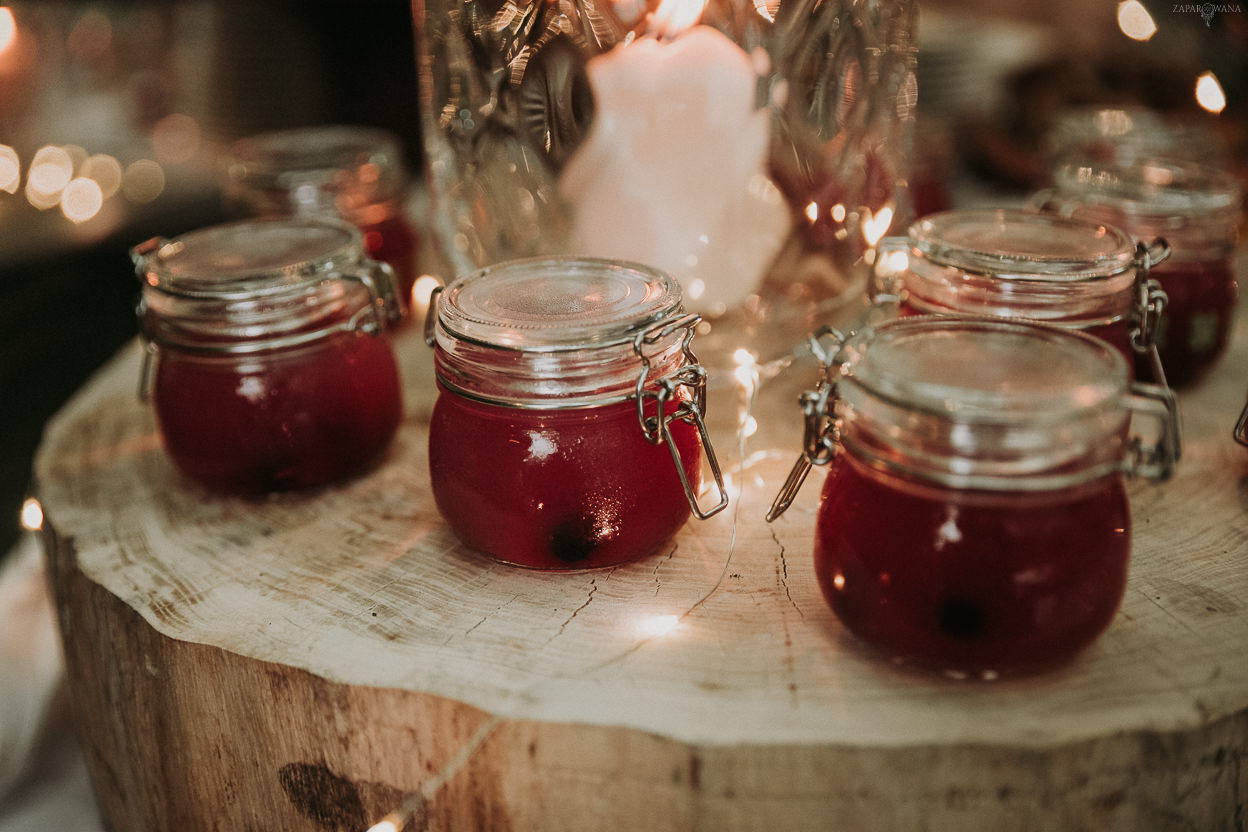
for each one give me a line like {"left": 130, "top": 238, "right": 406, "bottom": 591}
{"left": 877, "top": 209, "right": 1170, "bottom": 373}
{"left": 426, "top": 257, "right": 729, "bottom": 570}
{"left": 1038, "top": 156, "right": 1242, "bottom": 387}
{"left": 133, "top": 218, "right": 405, "bottom": 495}
{"left": 225, "top": 125, "right": 420, "bottom": 308}
{"left": 768, "top": 317, "right": 1176, "bottom": 677}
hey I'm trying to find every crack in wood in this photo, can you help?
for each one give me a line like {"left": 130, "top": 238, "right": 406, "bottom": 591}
{"left": 543, "top": 577, "right": 603, "bottom": 647}
{"left": 652, "top": 543, "right": 677, "bottom": 596}
{"left": 770, "top": 527, "right": 804, "bottom": 620}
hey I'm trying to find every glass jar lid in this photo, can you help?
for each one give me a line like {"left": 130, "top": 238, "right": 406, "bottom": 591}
{"left": 134, "top": 218, "right": 394, "bottom": 351}
{"left": 909, "top": 209, "right": 1137, "bottom": 281}
{"left": 1051, "top": 155, "right": 1241, "bottom": 219}
{"left": 136, "top": 217, "right": 365, "bottom": 299}
{"left": 836, "top": 317, "right": 1135, "bottom": 488}
{"left": 226, "top": 125, "right": 408, "bottom": 215}
{"left": 439, "top": 256, "right": 683, "bottom": 349}
{"left": 843, "top": 316, "right": 1126, "bottom": 421}
{"left": 1046, "top": 156, "right": 1242, "bottom": 254}
{"left": 432, "top": 257, "right": 693, "bottom": 407}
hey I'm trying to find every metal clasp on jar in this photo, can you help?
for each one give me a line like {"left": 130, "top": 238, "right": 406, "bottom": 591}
{"left": 633, "top": 314, "right": 729, "bottom": 520}
{"left": 1128, "top": 238, "right": 1182, "bottom": 460}
{"left": 766, "top": 326, "right": 847, "bottom": 522}
{"left": 1235, "top": 395, "right": 1248, "bottom": 448}
{"left": 1122, "top": 381, "right": 1178, "bottom": 481}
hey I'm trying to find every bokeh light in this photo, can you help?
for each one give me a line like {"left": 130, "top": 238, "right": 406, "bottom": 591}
{"left": 81, "top": 153, "right": 123, "bottom": 198}
{"left": 20, "top": 497, "right": 43, "bottom": 531}
{"left": 151, "top": 113, "right": 201, "bottom": 164}
{"left": 1195, "top": 71, "right": 1226, "bottom": 114}
{"left": 0, "top": 7, "right": 16, "bottom": 55}
{"left": 26, "top": 145, "right": 74, "bottom": 209}
{"left": 0, "top": 145, "right": 19, "bottom": 193}
{"left": 122, "top": 159, "right": 165, "bottom": 203}
{"left": 1117, "top": 0, "right": 1157, "bottom": 41}
{"left": 61, "top": 177, "right": 104, "bottom": 222}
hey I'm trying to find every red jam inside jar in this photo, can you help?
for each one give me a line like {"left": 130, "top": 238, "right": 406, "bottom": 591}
{"left": 815, "top": 454, "right": 1129, "bottom": 675}
{"left": 771, "top": 317, "right": 1177, "bottom": 676}
{"left": 1042, "top": 156, "right": 1242, "bottom": 387}
{"left": 427, "top": 257, "right": 727, "bottom": 569}
{"left": 134, "top": 218, "right": 405, "bottom": 495}
{"left": 226, "top": 125, "right": 420, "bottom": 306}
{"left": 1142, "top": 257, "right": 1237, "bottom": 387}
{"left": 886, "top": 209, "right": 1160, "bottom": 372}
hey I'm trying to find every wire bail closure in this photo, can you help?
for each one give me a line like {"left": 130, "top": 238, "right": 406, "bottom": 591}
{"left": 1235, "top": 396, "right": 1248, "bottom": 448}
{"left": 633, "top": 314, "right": 729, "bottom": 520}
{"left": 1128, "top": 238, "right": 1182, "bottom": 459}
{"left": 766, "top": 327, "right": 848, "bottom": 522}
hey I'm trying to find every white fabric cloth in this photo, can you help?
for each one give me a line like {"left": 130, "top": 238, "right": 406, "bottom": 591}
{"left": 0, "top": 534, "right": 104, "bottom": 831}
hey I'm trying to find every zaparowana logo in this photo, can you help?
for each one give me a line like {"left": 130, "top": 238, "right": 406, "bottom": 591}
{"left": 1173, "top": 2, "right": 1244, "bottom": 26}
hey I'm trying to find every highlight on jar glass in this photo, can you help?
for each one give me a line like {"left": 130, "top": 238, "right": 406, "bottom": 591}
{"left": 874, "top": 209, "right": 1171, "bottom": 374}
{"left": 133, "top": 217, "right": 405, "bottom": 495}
{"left": 768, "top": 317, "right": 1177, "bottom": 677}
{"left": 1035, "top": 155, "right": 1242, "bottom": 388}
{"left": 425, "top": 256, "right": 729, "bottom": 570}
{"left": 225, "top": 125, "right": 420, "bottom": 309}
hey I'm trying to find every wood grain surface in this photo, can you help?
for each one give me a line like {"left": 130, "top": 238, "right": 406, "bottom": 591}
{"left": 34, "top": 287, "right": 1248, "bottom": 830}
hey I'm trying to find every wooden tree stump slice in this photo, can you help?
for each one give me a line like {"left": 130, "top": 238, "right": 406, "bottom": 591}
{"left": 35, "top": 308, "right": 1248, "bottom": 831}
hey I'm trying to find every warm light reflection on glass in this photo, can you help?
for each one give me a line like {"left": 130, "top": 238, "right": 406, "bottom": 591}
{"left": 1196, "top": 72, "right": 1226, "bottom": 114}
{"left": 804, "top": 201, "right": 818, "bottom": 223}
{"left": 1117, "top": 0, "right": 1157, "bottom": 41}
{"left": 20, "top": 497, "right": 43, "bottom": 531}
{"left": 0, "top": 7, "right": 16, "bottom": 54}
{"left": 861, "top": 204, "right": 894, "bottom": 247}
{"left": 741, "top": 415, "right": 758, "bottom": 438}
{"left": 832, "top": 572, "right": 845, "bottom": 591}
{"left": 637, "top": 614, "right": 681, "bottom": 638}
{"left": 61, "top": 177, "right": 104, "bottom": 222}
{"left": 122, "top": 159, "right": 165, "bottom": 203}
{"left": 752, "top": 0, "right": 781, "bottom": 21}
{"left": 831, "top": 203, "right": 847, "bottom": 223}
{"left": 650, "top": 0, "right": 708, "bottom": 36}
{"left": 410, "top": 274, "right": 441, "bottom": 313}
{"left": 366, "top": 819, "right": 399, "bottom": 832}
{"left": 732, "top": 348, "right": 758, "bottom": 394}
{"left": 0, "top": 145, "right": 19, "bottom": 193}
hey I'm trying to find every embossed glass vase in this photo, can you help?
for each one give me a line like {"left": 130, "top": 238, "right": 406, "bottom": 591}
{"left": 412, "top": 0, "right": 917, "bottom": 357}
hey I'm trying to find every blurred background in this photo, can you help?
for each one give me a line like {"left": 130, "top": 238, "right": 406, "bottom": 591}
{"left": 0, "top": 0, "right": 1243, "bottom": 555}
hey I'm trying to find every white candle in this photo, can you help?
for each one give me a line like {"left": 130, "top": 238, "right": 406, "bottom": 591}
{"left": 559, "top": 25, "right": 791, "bottom": 317}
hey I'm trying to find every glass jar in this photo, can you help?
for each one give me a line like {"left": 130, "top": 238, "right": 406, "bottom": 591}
{"left": 225, "top": 125, "right": 420, "bottom": 308}
{"left": 133, "top": 218, "right": 405, "bottom": 495}
{"left": 768, "top": 317, "right": 1176, "bottom": 676}
{"left": 876, "top": 209, "right": 1170, "bottom": 371}
{"left": 426, "top": 256, "right": 728, "bottom": 569}
{"left": 1044, "top": 106, "right": 1230, "bottom": 170}
{"left": 1037, "top": 156, "right": 1242, "bottom": 387}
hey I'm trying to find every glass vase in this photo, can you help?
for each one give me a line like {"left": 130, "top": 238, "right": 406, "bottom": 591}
{"left": 411, "top": 0, "right": 917, "bottom": 364}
